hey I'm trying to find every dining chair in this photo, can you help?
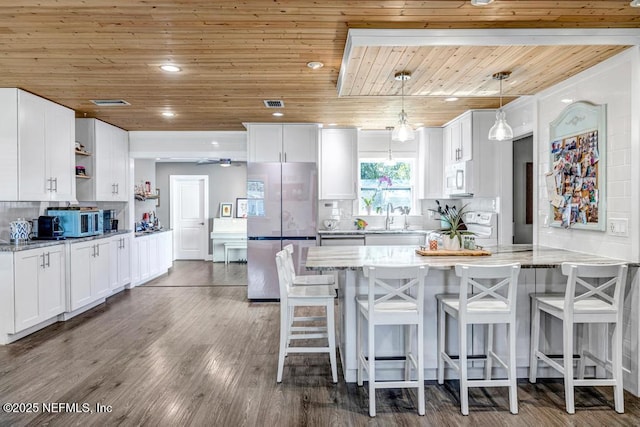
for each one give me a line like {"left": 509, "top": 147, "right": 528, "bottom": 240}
{"left": 529, "top": 262, "right": 628, "bottom": 414}
{"left": 275, "top": 249, "right": 337, "bottom": 383}
{"left": 356, "top": 264, "right": 428, "bottom": 417}
{"left": 437, "top": 263, "right": 521, "bottom": 415}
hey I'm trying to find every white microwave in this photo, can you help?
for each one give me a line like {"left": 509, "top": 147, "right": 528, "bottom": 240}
{"left": 444, "top": 161, "right": 473, "bottom": 197}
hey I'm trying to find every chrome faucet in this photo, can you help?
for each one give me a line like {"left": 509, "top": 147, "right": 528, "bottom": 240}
{"left": 385, "top": 203, "right": 394, "bottom": 230}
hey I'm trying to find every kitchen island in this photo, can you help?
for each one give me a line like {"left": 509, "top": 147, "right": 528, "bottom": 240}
{"left": 305, "top": 245, "right": 640, "bottom": 395}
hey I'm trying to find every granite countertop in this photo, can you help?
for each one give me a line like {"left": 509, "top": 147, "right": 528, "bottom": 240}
{"left": 318, "top": 228, "right": 431, "bottom": 235}
{"left": 134, "top": 228, "right": 171, "bottom": 238}
{"left": 305, "top": 244, "right": 637, "bottom": 270}
{"left": 0, "top": 230, "right": 133, "bottom": 252}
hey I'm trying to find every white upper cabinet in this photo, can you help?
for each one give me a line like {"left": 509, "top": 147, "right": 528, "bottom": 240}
{"left": 0, "top": 88, "right": 75, "bottom": 201}
{"left": 443, "top": 111, "right": 472, "bottom": 166}
{"left": 246, "top": 123, "right": 319, "bottom": 163}
{"left": 282, "top": 124, "right": 318, "bottom": 163}
{"left": 319, "top": 128, "right": 358, "bottom": 200}
{"left": 418, "top": 127, "right": 444, "bottom": 199}
{"left": 468, "top": 110, "right": 499, "bottom": 198}
{"left": 76, "top": 118, "right": 129, "bottom": 201}
{"left": 442, "top": 110, "right": 498, "bottom": 198}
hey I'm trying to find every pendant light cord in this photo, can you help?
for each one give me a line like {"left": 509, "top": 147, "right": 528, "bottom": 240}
{"left": 401, "top": 73, "right": 405, "bottom": 113}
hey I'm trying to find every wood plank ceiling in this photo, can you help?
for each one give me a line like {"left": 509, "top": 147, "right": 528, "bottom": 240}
{"left": 0, "top": 1, "right": 638, "bottom": 131}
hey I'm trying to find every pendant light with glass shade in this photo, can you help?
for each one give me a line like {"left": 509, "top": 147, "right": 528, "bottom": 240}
{"left": 488, "top": 71, "right": 514, "bottom": 141}
{"left": 384, "top": 126, "right": 396, "bottom": 166}
{"left": 391, "top": 71, "right": 415, "bottom": 142}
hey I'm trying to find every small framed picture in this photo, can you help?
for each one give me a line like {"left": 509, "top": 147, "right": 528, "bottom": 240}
{"left": 220, "top": 202, "right": 233, "bottom": 218}
{"left": 236, "top": 198, "right": 248, "bottom": 218}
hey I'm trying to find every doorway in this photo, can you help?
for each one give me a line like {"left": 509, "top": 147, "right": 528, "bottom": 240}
{"left": 513, "top": 135, "right": 533, "bottom": 244}
{"left": 170, "top": 175, "right": 209, "bottom": 260}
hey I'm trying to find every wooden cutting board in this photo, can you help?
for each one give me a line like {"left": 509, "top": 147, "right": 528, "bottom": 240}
{"left": 415, "top": 248, "right": 491, "bottom": 256}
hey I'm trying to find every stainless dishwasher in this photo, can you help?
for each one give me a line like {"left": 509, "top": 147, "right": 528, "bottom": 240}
{"left": 319, "top": 234, "right": 365, "bottom": 246}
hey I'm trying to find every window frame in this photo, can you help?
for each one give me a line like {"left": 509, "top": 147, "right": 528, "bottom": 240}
{"left": 357, "top": 156, "right": 419, "bottom": 215}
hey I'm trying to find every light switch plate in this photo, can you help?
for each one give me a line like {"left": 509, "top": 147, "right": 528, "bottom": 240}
{"left": 608, "top": 218, "right": 628, "bottom": 236}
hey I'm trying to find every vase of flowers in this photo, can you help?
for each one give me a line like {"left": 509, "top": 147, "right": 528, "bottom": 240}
{"left": 430, "top": 202, "right": 474, "bottom": 251}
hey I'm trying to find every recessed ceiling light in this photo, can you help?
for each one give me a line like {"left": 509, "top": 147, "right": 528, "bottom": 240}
{"left": 307, "top": 61, "right": 324, "bottom": 70}
{"left": 160, "top": 64, "right": 181, "bottom": 73}
{"left": 445, "top": 97, "right": 459, "bottom": 102}
{"left": 327, "top": 123, "right": 337, "bottom": 126}
{"left": 211, "top": 141, "right": 219, "bottom": 146}
{"left": 272, "top": 112, "right": 284, "bottom": 117}
{"left": 471, "top": 0, "right": 494, "bottom": 5}
{"left": 162, "top": 111, "right": 175, "bottom": 117}
{"left": 561, "top": 98, "right": 574, "bottom": 104}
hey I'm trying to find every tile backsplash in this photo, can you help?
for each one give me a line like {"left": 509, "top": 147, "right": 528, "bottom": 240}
{"left": 317, "top": 197, "right": 497, "bottom": 232}
{"left": 0, "top": 201, "right": 49, "bottom": 243}
{"left": 0, "top": 201, "right": 127, "bottom": 243}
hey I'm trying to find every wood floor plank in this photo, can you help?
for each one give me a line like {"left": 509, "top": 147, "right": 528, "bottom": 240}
{"left": 0, "top": 261, "right": 639, "bottom": 426}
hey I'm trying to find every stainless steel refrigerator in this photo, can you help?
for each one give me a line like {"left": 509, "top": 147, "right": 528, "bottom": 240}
{"left": 247, "top": 162, "right": 318, "bottom": 300}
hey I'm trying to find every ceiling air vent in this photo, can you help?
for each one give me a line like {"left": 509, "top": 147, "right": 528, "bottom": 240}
{"left": 90, "top": 99, "right": 131, "bottom": 106}
{"left": 263, "top": 100, "right": 284, "bottom": 108}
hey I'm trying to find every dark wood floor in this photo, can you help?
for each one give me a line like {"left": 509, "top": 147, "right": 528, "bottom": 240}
{"left": 142, "top": 260, "right": 248, "bottom": 287}
{"left": 1, "top": 261, "right": 639, "bottom": 426}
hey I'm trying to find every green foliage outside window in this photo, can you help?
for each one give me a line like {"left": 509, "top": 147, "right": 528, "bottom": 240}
{"left": 360, "top": 161, "right": 413, "bottom": 214}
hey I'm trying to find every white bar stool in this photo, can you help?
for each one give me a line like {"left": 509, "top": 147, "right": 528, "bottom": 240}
{"left": 275, "top": 249, "right": 337, "bottom": 383}
{"left": 283, "top": 244, "right": 335, "bottom": 287}
{"left": 529, "top": 262, "right": 628, "bottom": 414}
{"left": 437, "top": 263, "right": 521, "bottom": 416}
{"left": 356, "top": 264, "right": 428, "bottom": 417}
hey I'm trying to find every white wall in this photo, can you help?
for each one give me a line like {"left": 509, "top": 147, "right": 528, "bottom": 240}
{"left": 501, "top": 95, "right": 536, "bottom": 245}
{"left": 155, "top": 162, "right": 247, "bottom": 255}
{"left": 534, "top": 47, "right": 640, "bottom": 262}
{"left": 129, "top": 130, "right": 246, "bottom": 161}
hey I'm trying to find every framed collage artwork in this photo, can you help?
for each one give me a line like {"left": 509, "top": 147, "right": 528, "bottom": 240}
{"left": 547, "top": 101, "right": 606, "bottom": 230}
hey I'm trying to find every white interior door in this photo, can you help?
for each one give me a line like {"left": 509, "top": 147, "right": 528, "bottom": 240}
{"left": 170, "top": 175, "right": 209, "bottom": 260}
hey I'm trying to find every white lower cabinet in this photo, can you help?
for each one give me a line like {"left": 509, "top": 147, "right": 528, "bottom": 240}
{"left": 131, "top": 231, "right": 173, "bottom": 286}
{"left": 0, "top": 233, "right": 172, "bottom": 344}
{"left": 109, "top": 233, "right": 132, "bottom": 291}
{"left": 364, "top": 233, "right": 426, "bottom": 246}
{"left": 12, "top": 245, "right": 65, "bottom": 333}
{"left": 69, "top": 239, "right": 111, "bottom": 312}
